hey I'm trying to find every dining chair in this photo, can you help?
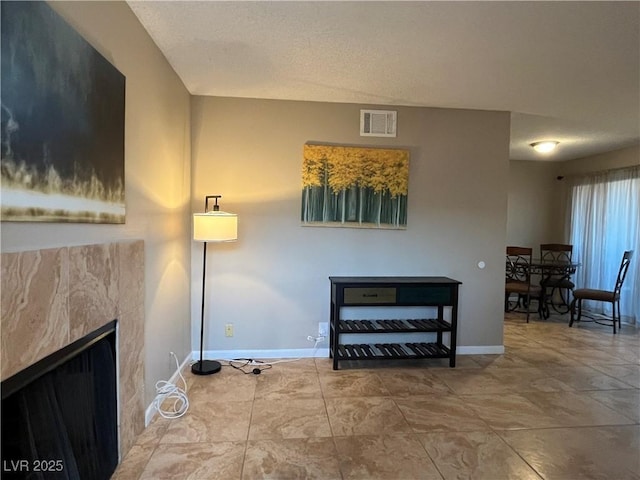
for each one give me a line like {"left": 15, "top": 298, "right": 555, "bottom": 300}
{"left": 569, "top": 250, "right": 634, "bottom": 334}
{"left": 505, "top": 246, "right": 542, "bottom": 322}
{"left": 540, "top": 243, "right": 575, "bottom": 314}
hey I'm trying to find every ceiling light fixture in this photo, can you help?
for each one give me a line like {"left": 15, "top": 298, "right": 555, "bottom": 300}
{"left": 530, "top": 141, "right": 559, "bottom": 153}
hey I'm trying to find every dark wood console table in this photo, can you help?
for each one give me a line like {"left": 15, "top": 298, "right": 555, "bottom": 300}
{"left": 329, "top": 276, "right": 461, "bottom": 370}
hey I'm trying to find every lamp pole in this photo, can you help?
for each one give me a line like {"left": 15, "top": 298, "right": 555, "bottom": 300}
{"left": 192, "top": 195, "right": 223, "bottom": 375}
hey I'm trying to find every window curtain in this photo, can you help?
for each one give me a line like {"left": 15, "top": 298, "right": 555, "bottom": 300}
{"left": 567, "top": 166, "right": 640, "bottom": 323}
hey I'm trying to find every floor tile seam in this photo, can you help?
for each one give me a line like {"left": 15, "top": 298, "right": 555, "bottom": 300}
{"left": 327, "top": 392, "right": 398, "bottom": 399}
{"left": 391, "top": 395, "right": 414, "bottom": 432}
{"left": 489, "top": 418, "right": 638, "bottom": 431}
{"left": 472, "top": 390, "right": 639, "bottom": 427}
{"left": 451, "top": 392, "right": 612, "bottom": 430}
{"left": 542, "top": 362, "right": 622, "bottom": 373}
{"left": 492, "top": 423, "right": 640, "bottom": 434}
{"left": 248, "top": 431, "right": 334, "bottom": 442}
{"left": 121, "top": 443, "right": 159, "bottom": 480}
{"left": 324, "top": 434, "right": 346, "bottom": 480}
{"left": 239, "top": 388, "right": 258, "bottom": 480}
{"left": 390, "top": 392, "right": 460, "bottom": 404}
{"left": 536, "top": 367, "right": 640, "bottom": 388}
{"left": 330, "top": 431, "right": 444, "bottom": 480}
{"left": 139, "top": 440, "right": 248, "bottom": 478}
{"left": 253, "top": 393, "right": 326, "bottom": 402}
{"left": 331, "top": 432, "right": 432, "bottom": 442}
{"left": 567, "top": 381, "right": 640, "bottom": 391}
{"left": 139, "top": 418, "right": 172, "bottom": 447}
{"left": 155, "top": 439, "right": 249, "bottom": 446}
{"left": 489, "top": 427, "right": 546, "bottom": 480}
{"left": 441, "top": 387, "right": 576, "bottom": 396}
{"left": 317, "top": 371, "right": 330, "bottom": 398}
{"left": 591, "top": 358, "right": 640, "bottom": 368}
{"left": 455, "top": 389, "right": 630, "bottom": 403}
{"left": 325, "top": 395, "right": 410, "bottom": 436}
{"left": 402, "top": 431, "right": 446, "bottom": 480}
{"left": 321, "top": 390, "right": 339, "bottom": 440}
{"left": 582, "top": 391, "right": 640, "bottom": 424}
{"left": 321, "top": 393, "right": 394, "bottom": 400}
{"left": 563, "top": 345, "right": 628, "bottom": 366}
{"left": 241, "top": 437, "right": 341, "bottom": 480}
{"left": 437, "top": 371, "right": 584, "bottom": 392}
{"left": 570, "top": 361, "right": 634, "bottom": 369}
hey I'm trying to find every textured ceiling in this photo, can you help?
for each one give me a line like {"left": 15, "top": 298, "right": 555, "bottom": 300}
{"left": 128, "top": 1, "right": 639, "bottom": 162}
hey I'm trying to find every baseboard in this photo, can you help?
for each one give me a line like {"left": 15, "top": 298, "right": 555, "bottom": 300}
{"left": 144, "top": 352, "right": 192, "bottom": 427}
{"left": 457, "top": 345, "right": 505, "bottom": 355}
{"left": 193, "top": 348, "right": 331, "bottom": 362}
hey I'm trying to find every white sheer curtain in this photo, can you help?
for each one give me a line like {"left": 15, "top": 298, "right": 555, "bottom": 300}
{"left": 567, "top": 166, "right": 640, "bottom": 323}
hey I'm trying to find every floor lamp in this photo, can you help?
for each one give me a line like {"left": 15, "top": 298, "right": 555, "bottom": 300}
{"left": 192, "top": 195, "right": 238, "bottom": 375}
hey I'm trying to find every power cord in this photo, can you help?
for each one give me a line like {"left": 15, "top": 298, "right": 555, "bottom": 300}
{"left": 307, "top": 335, "right": 325, "bottom": 353}
{"left": 153, "top": 352, "right": 189, "bottom": 418}
{"left": 224, "top": 336, "right": 325, "bottom": 374}
{"left": 228, "top": 358, "right": 273, "bottom": 375}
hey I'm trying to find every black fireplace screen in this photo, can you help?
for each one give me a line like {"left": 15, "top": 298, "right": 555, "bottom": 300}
{"left": 1, "top": 321, "right": 118, "bottom": 480}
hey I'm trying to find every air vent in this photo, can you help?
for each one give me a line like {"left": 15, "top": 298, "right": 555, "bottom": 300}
{"left": 360, "top": 110, "right": 397, "bottom": 137}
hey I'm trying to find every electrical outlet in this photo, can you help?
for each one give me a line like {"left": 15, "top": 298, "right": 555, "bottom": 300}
{"left": 225, "top": 323, "right": 233, "bottom": 337}
{"left": 318, "top": 322, "right": 328, "bottom": 337}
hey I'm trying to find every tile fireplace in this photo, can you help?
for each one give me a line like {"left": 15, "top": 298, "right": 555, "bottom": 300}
{"left": 1, "top": 241, "right": 145, "bottom": 465}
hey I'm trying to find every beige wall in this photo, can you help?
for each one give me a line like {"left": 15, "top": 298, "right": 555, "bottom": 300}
{"left": 507, "top": 160, "right": 564, "bottom": 250}
{"left": 558, "top": 145, "right": 639, "bottom": 176}
{"left": 0, "top": 2, "right": 192, "bottom": 407}
{"left": 191, "top": 97, "right": 510, "bottom": 351}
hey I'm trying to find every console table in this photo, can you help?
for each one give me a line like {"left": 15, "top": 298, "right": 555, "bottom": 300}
{"left": 329, "top": 276, "right": 461, "bottom": 370}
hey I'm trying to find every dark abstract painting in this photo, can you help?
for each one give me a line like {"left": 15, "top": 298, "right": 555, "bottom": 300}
{"left": 1, "top": 1, "right": 126, "bottom": 223}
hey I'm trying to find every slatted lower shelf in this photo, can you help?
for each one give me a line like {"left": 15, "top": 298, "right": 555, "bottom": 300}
{"left": 336, "top": 342, "right": 450, "bottom": 360}
{"left": 338, "top": 318, "right": 451, "bottom": 333}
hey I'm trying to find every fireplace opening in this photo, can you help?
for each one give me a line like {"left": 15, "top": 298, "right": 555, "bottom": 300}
{"left": 1, "top": 320, "right": 118, "bottom": 480}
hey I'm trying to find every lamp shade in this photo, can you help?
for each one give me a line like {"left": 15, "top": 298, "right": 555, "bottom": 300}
{"left": 193, "top": 211, "right": 238, "bottom": 242}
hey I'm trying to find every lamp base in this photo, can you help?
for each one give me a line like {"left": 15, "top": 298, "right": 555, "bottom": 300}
{"left": 191, "top": 360, "right": 222, "bottom": 375}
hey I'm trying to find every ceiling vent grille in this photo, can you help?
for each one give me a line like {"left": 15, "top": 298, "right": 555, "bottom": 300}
{"left": 360, "top": 109, "right": 397, "bottom": 137}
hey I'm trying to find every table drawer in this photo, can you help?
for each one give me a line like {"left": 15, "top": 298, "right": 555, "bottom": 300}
{"left": 397, "top": 286, "right": 452, "bottom": 304}
{"left": 344, "top": 287, "right": 396, "bottom": 304}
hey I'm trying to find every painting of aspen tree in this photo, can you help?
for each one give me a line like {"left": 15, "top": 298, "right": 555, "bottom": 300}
{"left": 301, "top": 144, "right": 409, "bottom": 229}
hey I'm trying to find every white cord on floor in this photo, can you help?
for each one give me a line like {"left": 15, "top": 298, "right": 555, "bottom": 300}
{"left": 219, "top": 336, "right": 325, "bottom": 368}
{"left": 153, "top": 352, "right": 189, "bottom": 419}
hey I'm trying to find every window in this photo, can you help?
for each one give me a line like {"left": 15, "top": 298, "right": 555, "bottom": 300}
{"left": 568, "top": 166, "right": 639, "bottom": 322}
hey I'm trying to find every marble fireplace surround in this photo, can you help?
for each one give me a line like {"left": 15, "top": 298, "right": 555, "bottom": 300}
{"left": 1, "top": 240, "right": 145, "bottom": 460}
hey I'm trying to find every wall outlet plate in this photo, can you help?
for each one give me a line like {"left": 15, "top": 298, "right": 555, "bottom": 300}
{"left": 225, "top": 323, "right": 233, "bottom": 337}
{"left": 318, "top": 322, "right": 329, "bottom": 337}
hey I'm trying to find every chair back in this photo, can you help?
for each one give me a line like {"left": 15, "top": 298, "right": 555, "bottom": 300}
{"left": 614, "top": 250, "right": 634, "bottom": 296}
{"left": 540, "top": 244, "right": 573, "bottom": 263}
{"left": 506, "top": 246, "right": 532, "bottom": 283}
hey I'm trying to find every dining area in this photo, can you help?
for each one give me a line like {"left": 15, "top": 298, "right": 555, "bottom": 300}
{"left": 505, "top": 244, "right": 634, "bottom": 334}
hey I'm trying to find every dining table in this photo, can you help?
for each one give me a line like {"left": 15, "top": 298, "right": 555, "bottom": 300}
{"left": 526, "top": 259, "right": 580, "bottom": 318}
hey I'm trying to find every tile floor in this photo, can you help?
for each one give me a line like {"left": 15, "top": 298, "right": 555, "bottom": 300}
{"left": 113, "top": 314, "right": 640, "bottom": 479}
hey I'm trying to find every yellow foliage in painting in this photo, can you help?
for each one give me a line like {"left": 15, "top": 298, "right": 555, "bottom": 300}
{"left": 303, "top": 144, "right": 409, "bottom": 197}
{"left": 301, "top": 145, "right": 327, "bottom": 188}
